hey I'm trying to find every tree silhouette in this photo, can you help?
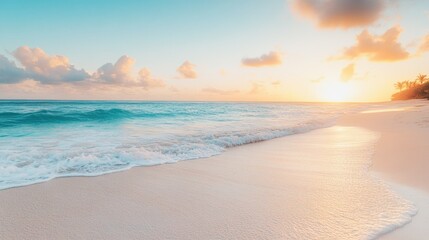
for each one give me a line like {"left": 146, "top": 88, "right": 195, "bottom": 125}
{"left": 392, "top": 74, "right": 429, "bottom": 100}
{"left": 404, "top": 80, "right": 412, "bottom": 89}
{"left": 416, "top": 74, "right": 428, "bottom": 85}
{"left": 395, "top": 81, "right": 404, "bottom": 92}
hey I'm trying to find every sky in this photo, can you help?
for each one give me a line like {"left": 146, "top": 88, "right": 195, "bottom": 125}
{"left": 0, "top": 0, "right": 428, "bottom": 102}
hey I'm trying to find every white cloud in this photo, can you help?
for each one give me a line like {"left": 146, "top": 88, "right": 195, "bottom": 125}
{"left": 12, "top": 46, "right": 90, "bottom": 84}
{"left": 0, "top": 46, "right": 165, "bottom": 91}
{"left": 138, "top": 68, "right": 165, "bottom": 90}
{"left": 177, "top": 61, "right": 197, "bottom": 79}
{"left": 242, "top": 51, "right": 282, "bottom": 67}
{"left": 0, "top": 55, "right": 29, "bottom": 84}
{"left": 95, "top": 56, "right": 165, "bottom": 90}
{"left": 336, "top": 26, "right": 409, "bottom": 62}
{"left": 95, "top": 55, "right": 135, "bottom": 84}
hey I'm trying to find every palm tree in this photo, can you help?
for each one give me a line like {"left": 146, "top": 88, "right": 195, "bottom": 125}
{"left": 404, "top": 80, "right": 412, "bottom": 89}
{"left": 416, "top": 74, "right": 428, "bottom": 85}
{"left": 395, "top": 81, "right": 404, "bottom": 92}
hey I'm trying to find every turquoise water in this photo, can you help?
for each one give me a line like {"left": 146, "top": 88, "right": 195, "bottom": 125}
{"left": 0, "top": 100, "right": 358, "bottom": 190}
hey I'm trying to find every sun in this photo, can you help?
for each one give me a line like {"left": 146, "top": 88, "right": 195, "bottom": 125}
{"left": 320, "top": 81, "right": 355, "bottom": 102}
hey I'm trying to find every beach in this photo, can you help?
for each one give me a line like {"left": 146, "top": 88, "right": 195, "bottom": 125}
{"left": 0, "top": 100, "right": 428, "bottom": 239}
{"left": 339, "top": 100, "right": 429, "bottom": 239}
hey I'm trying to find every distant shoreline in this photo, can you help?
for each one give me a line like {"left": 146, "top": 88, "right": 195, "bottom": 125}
{"left": 392, "top": 74, "right": 429, "bottom": 101}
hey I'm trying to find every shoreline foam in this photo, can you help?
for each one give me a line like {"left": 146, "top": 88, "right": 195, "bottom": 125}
{"left": 339, "top": 99, "right": 429, "bottom": 239}
{"left": 0, "top": 101, "right": 352, "bottom": 190}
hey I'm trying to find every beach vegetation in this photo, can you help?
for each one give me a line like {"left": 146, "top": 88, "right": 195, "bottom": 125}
{"left": 392, "top": 74, "right": 429, "bottom": 100}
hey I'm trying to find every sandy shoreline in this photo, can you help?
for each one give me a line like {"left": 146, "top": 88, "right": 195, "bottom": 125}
{"left": 339, "top": 100, "right": 429, "bottom": 193}
{"left": 338, "top": 100, "right": 429, "bottom": 239}
{"left": 0, "top": 100, "right": 428, "bottom": 239}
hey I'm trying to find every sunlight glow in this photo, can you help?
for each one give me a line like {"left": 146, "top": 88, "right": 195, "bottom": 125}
{"left": 321, "top": 81, "right": 355, "bottom": 102}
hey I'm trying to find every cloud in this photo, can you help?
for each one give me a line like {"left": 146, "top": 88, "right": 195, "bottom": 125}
{"left": 12, "top": 46, "right": 90, "bottom": 84}
{"left": 95, "top": 56, "right": 165, "bottom": 89}
{"left": 292, "top": 0, "right": 385, "bottom": 29}
{"left": 419, "top": 34, "right": 429, "bottom": 53}
{"left": 340, "top": 63, "right": 355, "bottom": 81}
{"left": 242, "top": 51, "right": 282, "bottom": 67}
{"left": 95, "top": 55, "right": 135, "bottom": 84}
{"left": 177, "top": 61, "right": 197, "bottom": 79}
{"left": 138, "top": 68, "right": 165, "bottom": 90}
{"left": 0, "top": 46, "right": 165, "bottom": 91}
{"left": 336, "top": 26, "right": 409, "bottom": 62}
{"left": 0, "top": 55, "right": 29, "bottom": 84}
{"left": 202, "top": 87, "right": 239, "bottom": 95}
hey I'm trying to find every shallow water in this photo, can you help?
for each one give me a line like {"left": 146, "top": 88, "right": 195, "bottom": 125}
{"left": 0, "top": 100, "right": 360, "bottom": 190}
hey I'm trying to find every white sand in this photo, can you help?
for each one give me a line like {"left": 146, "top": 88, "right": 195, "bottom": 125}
{"left": 0, "top": 100, "right": 428, "bottom": 239}
{"left": 377, "top": 182, "right": 429, "bottom": 240}
{"left": 339, "top": 100, "right": 429, "bottom": 192}
{"left": 339, "top": 99, "right": 429, "bottom": 239}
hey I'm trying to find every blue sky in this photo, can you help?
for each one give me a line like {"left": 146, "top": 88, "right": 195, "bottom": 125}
{"left": 0, "top": 0, "right": 429, "bottom": 101}
{"left": 1, "top": 1, "right": 288, "bottom": 69}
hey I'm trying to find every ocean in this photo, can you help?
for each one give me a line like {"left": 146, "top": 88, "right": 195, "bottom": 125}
{"left": 0, "top": 100, "right": 358, "bottom": 190}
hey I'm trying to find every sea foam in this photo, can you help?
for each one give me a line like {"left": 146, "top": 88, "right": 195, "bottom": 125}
{"left": 0, "top": 101, "right": 357, "bottom": 190}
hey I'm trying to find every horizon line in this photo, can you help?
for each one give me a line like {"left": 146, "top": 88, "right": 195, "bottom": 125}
{"left": 0, "top": 98, "right": 390, "bottom": 104}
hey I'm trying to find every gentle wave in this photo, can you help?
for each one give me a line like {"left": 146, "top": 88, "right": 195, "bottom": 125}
{"left": 0, "top": 120, "right": 334, "bottom": 190}
{"left": 0, "top": 108, "right": 183, "bottom": 127}
{"left": 0, "top": 101, "right": 359, "bottom": 190}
